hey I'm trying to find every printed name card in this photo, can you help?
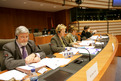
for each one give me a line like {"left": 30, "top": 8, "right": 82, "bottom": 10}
{"left": 86, "top": 62, "right": 98, "bottom": 81}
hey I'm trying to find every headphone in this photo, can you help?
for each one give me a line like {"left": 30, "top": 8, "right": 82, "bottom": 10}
{"left": 16, "top": 36, "right": 18, "bottom": 39}
{"left": 58, "top": 27, "right": 61, "bottom": 33}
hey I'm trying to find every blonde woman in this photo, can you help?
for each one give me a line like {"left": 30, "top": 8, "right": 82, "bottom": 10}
{"left": 50, "top": 24, "right": 72, "bottom": 53}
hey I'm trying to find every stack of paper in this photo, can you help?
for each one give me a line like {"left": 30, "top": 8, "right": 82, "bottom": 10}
{"left": 79, "top": 40, "right": 95, "bottom": 46}
{"left": 0, "top": 70, "right": 26, "bottom": 80}
{"left": 17, "top": 58, "right": 71, "bottom": 71}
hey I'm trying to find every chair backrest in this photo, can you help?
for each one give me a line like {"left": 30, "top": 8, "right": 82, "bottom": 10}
{"left": 33, "top": 32, "right": 42, "bottom": 37}
{"left": 0, "top": 39, "right": 15, "bottom": 51}
{"left": 38, "top": 43, "right": 54, "bottom": 58}
{"left": 0, "top": 39, "right": 15, "bottom": 70}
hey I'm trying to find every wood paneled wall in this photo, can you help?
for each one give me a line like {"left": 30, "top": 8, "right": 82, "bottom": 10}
{"left": 0, "top": 7, "right": 70, "bottom": 39}
{"left": 54, "top": 9, "right": 70, "bottom": 28}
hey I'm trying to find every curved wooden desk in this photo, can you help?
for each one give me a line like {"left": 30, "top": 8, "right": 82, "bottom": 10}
{"left": 66, "top": 34, "right": 118, "bottom": 81}
{"left": 0, "top": 34, "right": 118, "bottom": 81}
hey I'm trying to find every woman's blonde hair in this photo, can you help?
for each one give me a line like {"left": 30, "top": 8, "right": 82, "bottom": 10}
{"left": 56, "top": 24, "right": 66, "bottom": 34}
{"left": 69, "top": 25, "right": 78, "bottom": 33}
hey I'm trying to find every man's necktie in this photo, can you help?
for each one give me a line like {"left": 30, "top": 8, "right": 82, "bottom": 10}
{"left": 21, "top": 46, "right": 27, "bottom": 59}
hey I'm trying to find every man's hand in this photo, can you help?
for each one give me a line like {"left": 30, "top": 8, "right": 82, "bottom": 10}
{"left": 33, "top": 56, "right": 41, "bottom": 63}
{"left": 93, "top": 30, "right": 97, "bottom": 33}
{"left": 25, "top": 53, "right": 35, "bottom": 64}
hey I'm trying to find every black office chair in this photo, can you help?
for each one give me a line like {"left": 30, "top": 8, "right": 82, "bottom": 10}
{"left": 38, "top": 43, "right": 55, "bottom": 58}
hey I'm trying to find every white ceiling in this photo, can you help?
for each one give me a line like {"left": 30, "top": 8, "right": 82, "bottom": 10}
{"left": 0, "top": 0, "right": 75, "bottom": 12}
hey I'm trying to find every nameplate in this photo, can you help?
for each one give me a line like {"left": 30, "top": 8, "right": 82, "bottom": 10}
{"left": 86, "top": 62, "right": 98, "bottom": 81}
{"left": 112, "top": 43, "right": 115, "bottom": 52}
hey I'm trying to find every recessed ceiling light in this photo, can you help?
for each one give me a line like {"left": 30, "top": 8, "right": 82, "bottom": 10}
{"left": 24, "top": 2, "right": 27, "bottom": 4}
{"left": 53, "top": 6, "right": 56, "bottom": 8}
{"left": 40, "top": 4, "right": 44, "bottom": 6}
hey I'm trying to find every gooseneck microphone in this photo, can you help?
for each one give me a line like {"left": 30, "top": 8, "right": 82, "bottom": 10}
{"left": 77, "top": 47, "right": 91, "bottom": 61}
{"left": 82, "top": 48, "right": 91, "bottom": 61}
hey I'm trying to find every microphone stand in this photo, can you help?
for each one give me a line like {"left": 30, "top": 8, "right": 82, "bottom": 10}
{"left": 78, "top": 47, "right": 91, "bottom": 61}
{"left": 82, "top": 48, "right": 91, "bottom": 61}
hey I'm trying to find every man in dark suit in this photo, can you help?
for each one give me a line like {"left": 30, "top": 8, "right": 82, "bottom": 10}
{"left": 50, "top": 24, "right": 72, "bottom": 53}
{"left": 1, "top": 26, "right": 46, "bottom": 70}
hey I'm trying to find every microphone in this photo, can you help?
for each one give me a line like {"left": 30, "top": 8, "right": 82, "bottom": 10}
{"left": 96, "top": 36, "right": 104, "bottom": 50}
{"left": 83, "top": 48, "right": 91, "bottom": 61}
{"left": 78, "top": 47, "right": 91, "bottom": 61}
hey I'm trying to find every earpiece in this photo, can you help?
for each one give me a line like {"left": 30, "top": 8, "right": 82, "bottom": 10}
{"left": 57, "top": 25, "right": 61, "bottom": 33}
{"left": 58, "top": 31, "right": 60, "bottom": 33}
{"left": 16, "top": 36, "right": 18, "bottom": 39}
{"left": 56, "top": 24, "right": 66, "bottom": 34}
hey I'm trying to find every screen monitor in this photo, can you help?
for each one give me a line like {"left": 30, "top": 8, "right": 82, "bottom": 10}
{"left": 113, "top": 0, "right": 121, "bottom": 7}
{"left": 44, "top": 70, "right": 72, "bottom": 81}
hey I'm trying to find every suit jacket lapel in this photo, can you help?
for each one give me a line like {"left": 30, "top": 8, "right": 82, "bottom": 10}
{"left": 56, "top": 34, "right": 63, "bottom": 47}
{"left": 15, "top": 41, "right": 22, "bottom": 59}
{"left": 62, "top": 37, "right": 67, "bottom": 46}
{"left": 69, "top": 33, "right": 74, "bottom": 42}
{"left": 26, "top": 41, "right": 34, "bottom": 55}
{"left": 26, "top": 44, "right": 31, "bottom": 55}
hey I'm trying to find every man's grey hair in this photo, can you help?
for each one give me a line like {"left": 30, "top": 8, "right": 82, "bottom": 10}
{"left": 15, "top": 26, "right": 29, "bottom": 36}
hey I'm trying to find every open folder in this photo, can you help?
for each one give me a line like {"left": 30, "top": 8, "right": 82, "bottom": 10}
{"left": 16, "top": 58, "right": 71, "bottom": 74}
{"left": 16, "top": 61, "right": 46, "bottom": 74}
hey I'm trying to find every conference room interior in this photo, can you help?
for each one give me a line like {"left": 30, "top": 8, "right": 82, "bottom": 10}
{"left": 0, "top": 0, "right": 121, "bottom": 81}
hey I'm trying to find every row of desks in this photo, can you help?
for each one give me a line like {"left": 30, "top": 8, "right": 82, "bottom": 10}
{"left": 0, "top": 34, "right": 118, "bottom": 81}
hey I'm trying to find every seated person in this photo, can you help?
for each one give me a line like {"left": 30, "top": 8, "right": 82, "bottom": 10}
{"left": 50, "top": 27, "right": 56, "bottom": 35}
{"left": 81, "top": 26, "right": 97, "bottom": 40}
{"left": 42, "top": 28, "right": 48, "bottom": 35}
{"left": 2, "top": 26, "right": 46, "bottom": 70}
{"left": 65, "top": 26, "right": 80, "bottom": 45}
{"left": 50, "top": 24, "right": 72, "bottom": 53}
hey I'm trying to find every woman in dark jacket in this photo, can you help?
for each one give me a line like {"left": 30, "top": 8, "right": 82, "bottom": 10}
{"left": 81, "top": 26, "right": 97, "bottom": 41}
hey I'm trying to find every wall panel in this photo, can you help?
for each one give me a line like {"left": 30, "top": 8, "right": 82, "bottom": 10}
{"left": 0, "top": 7, "right": 55, "bottom": 39}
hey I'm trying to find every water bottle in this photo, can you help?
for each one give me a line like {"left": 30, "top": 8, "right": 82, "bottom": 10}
{"left": 30, "top": 67, "right": 38, "bottom": 81}
{"left": 64, "top": 48, "right": 68, "bottom": 58}
{"left": 100, "top": 34, "right": 102, "bottom": 39}
{"left": 68, "top": 52, "right": 72, "bottom": 58}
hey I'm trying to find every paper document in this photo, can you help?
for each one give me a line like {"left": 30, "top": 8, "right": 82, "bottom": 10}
{"left": 101, "top": 36, "right": 108, "bottom": 38}
{"left": 90, "top": 36, "right": 99, "bottom": 40}
{"left": 0, "top": 70, "right": 26, "bottom": 80}
{"left": 38, "top": 67, "right": 48, "bottom": 74}
{"left": 78, "top": 48, "right": 99, "bottom": 55}
{"left": 18, "top": 61, "right": 45, "bottom": 70}
{"left": 95, "top": 42, "right": 104, "bottom": 45}
{"left": 79, "top": 40, "right": 95, "bottom": 46}
{"left": 40, "top": 58, "right": 71, "bottom": 69}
